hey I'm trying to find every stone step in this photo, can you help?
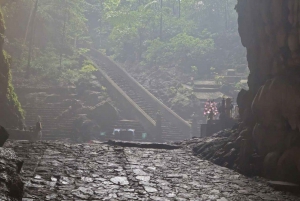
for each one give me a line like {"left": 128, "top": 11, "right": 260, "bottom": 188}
{"left": 193, "top": 84, "right": 220, "bottom": 88}
{"left": 193, "top": 87, "right": 220, "bottom": 93}
{"left": 22, "top": 106, "right": 76, "bottom": 140}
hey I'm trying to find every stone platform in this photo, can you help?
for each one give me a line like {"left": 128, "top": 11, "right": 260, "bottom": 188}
{"left": 6, "top": 141, "right": 300, "bottom": 200}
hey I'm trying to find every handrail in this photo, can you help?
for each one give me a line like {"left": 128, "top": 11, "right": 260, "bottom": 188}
{"left": 88, "top": 48, "right": 191, "bottom": 136}
{"left": 83, "top": 54, "right": 157, "bottom": 136}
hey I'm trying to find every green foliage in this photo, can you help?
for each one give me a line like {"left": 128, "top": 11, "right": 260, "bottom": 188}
{"left": 191, "top": 66, "right": 198, "bottom": 73}
{"left": 168, "top": 86, "right": 177, "bottom": 97}
{"left": 58, "top": 59, "right": 98, "bottom": 86}
{"left": 78, "top": 60, "right": 98, "bottom": 81}
{"left": 145, "top": 33, "right": 214, "bottom": 70}
{"left": 80, "top": 61, "right": 98, "bottom": 73}
{"left": 2, "top": 0, "right": 247, "bottom": 85}
{"left": 91, "top": 0, "right": 245, "bottom": 75}
{"left": 235, "top": 81, "right": 248, "bottom": 90}
{"left": 5, "top": 53, "right": 25, "bottom": 119}
{"left": 214, "top": 75, "right": 225, "bottom": 85}
{"left": 2, "top": 0, "right": 91, "bottom": 85}
{"left": 7, "top": 76, "right": 25, "bottom": 119}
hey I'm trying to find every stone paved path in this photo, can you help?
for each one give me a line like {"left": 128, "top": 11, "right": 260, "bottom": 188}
{"left": 8, "top": 141, "right": 300, "bottom": 200}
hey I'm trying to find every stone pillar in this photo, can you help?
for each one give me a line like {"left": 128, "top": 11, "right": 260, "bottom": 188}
{"left": 225, "top": 98, "right": 233, "bottom": 118}
{"left": 200, "top": 124, "right": 207, "bottom": 138}
{"left": 156, "top": 111, "right": 162, "bottom": 142}
{"left": 191, "top": 113, "right": 198, "bottom": 137}
{"left": 218, "top": 98, "right": 226, "bottom": 121}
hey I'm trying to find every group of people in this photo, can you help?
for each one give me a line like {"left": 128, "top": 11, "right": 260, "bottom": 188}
{"left": 204, "top": 97, "right": 239, "bottom": 121}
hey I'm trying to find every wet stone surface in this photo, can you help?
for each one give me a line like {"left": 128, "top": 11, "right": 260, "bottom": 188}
{"left": 7, "top": 141, "right": 300, "bottom": 200}
{"left": 0, "top": 147, "right": 24, "bottom": 201}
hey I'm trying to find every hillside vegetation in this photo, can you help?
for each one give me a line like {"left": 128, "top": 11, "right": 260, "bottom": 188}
{"left": 3, "top": 0, "right": 246, "bottom": 86}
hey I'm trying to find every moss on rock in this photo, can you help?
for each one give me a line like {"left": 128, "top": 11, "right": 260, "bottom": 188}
{"left": 0, "top": 7, "right": 23, "bottom": 128}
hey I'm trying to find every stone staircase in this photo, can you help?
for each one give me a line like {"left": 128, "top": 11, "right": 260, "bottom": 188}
{"left": 22, "top": 106, "right": 76, "bottom": 140}
{"left": 15, "top": 50, "right": 192, "bottom": 142}
{"left": 87, "top": 49, "right": 191, "bottom": 142}
{"left": 18, "top": 91, "right": 153, "bottom": 142}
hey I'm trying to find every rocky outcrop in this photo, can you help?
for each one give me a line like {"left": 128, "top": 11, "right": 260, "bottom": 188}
{"left": 188, "top": 0, "right": 300, "bottom": 185}
{"left": 87, "top": 101, "right": 119, "bottom": 129}
{"left": 0, "top": 126, "right": 9, "bottom": 146}
{"left": 233, "top": 0, "right": 300, "bottom": 183}
{"left": 180, "top": 129, "right": 246, "bottom": 174}
{"left": 0, "top": 7, "right": 23, "bottom": 128}
{"left": 0, "top": 146, "right": 24, "bottom": 200}
{"left": 0, "top": 7, "right": 24, "bottom": 199}
{"left": 67, "top": 101, "right": 119, "bottom": 142}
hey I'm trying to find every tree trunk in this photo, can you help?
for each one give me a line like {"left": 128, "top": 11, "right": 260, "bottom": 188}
{"left": 159, "top": 0, "right": 163, "bottom": 40}
{"left": 60, "top": 0, "right": 68, "bottom": 69}
{"left": 178, "top": 0, "right": 180, "bottom": 18}
{"left": 26, "top": 0, "right": 38, "bottom": 78}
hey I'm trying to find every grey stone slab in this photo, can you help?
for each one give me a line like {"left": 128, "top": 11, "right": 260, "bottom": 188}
{"left": 6, "top": 141, "right": 300, "bottom": 201}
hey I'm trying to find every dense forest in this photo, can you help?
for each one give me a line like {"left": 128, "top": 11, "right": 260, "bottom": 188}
{"left": 2, "top": 0, "right": 246, "bottom": 87}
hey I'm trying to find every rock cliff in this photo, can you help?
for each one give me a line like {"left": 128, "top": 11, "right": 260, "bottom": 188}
{"left": 0, "top": 7, "right": 23, "bottom": 128}
{"left": 236, "top": 0, "right": 300, "bottom": 183}
{"left": 182, "top": 0, "right": 300, "bottom": 185}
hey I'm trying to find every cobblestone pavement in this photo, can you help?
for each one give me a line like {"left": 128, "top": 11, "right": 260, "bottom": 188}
{"left": 8, "top": 141, "right": 300, "bottom": 200}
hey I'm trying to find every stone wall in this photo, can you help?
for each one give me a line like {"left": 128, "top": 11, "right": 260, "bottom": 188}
{"left": 236, "top": 0, "right": 300, "bottom": 183}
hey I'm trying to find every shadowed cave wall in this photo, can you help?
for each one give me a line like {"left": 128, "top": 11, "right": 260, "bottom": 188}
{"left": 236, "top": 0, "right": 300, "bottom": 182}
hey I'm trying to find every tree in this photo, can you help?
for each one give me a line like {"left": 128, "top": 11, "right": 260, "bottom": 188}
{"left": 2, "top": 0, "right": 246, "bottom": 84}
{"left": 26, "top": 0, "right": 38, "bottom": 78}
{"left": 3, "top": 0, "right": 90, "bottom": 83}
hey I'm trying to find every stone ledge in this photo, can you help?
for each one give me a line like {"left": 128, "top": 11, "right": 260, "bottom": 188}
{"left": 106, "top": 140, "right": 181, "bottom": 150}
{"left": 7, "top": 129, "right": 33, "bottom": 141}
{"left": 268, "top": 181, "right": 300, "bottom": 194}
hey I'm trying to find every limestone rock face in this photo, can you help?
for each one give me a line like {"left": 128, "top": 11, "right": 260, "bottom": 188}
{"left": 234, "top": 0, "right": 300, "bottom": 183}
{"left": 252, "top": 124, "right": 286, "bottom": 156}
{"left": 0, "top": 147, "right": 24, "bottom": 200}
{"left": 252, "top": 72, "right": 300, "bottom": 131}
{"left": 263, "top": 151, "right": 281, "bottom": 179}
{"left": 277, "top": 147, "right": 300, "bottom": 183}
{"left": 0, "top": 7, "right": 23, "bottom": 128}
